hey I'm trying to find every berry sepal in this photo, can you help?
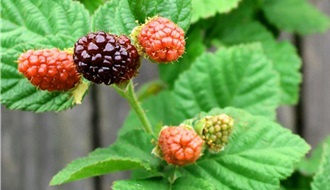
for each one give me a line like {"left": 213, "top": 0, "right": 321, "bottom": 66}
{"left": 71, "top": 79, "right": 90, "bottom": 104}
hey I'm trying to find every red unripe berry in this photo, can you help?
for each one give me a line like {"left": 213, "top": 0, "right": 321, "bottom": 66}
{"left": 18, "top": 49, "right": 80, "bottom": 91}
{"left": 157, "top": 125, "right": 204, "bottom": 166}
{"left": 137, "top": 17, "right": 185, "bottom": 63}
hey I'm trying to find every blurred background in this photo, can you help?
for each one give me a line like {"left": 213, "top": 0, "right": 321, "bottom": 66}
{"left": 1, "top": 0, "right": 330, "bottom": 190}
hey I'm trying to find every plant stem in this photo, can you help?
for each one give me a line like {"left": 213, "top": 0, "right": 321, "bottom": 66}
{"left": 168, "top": 166, "right": 178, "bottom": 185}
{"left": 114, "top": 80, "right": 154, "bottom": 135}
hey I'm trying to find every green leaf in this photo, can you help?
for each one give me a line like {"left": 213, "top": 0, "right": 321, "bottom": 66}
{"left": 129, "top": 0, "right": 192, "bottom": 32}
{"left": 191, "top": 0, "right": 242, "bottom": 23}
{"left": 299, "top": 136, "right": 330, "bottom": 175}
{"left": 159, "top": 26, "right": 206, "bottom": 87}
{"left": 0, "top": 43, "right": 81, "bottom": 112}
{"left": 1, "top": 0, "right": 90, "bottom": 51}
{"left": 311, "top": 140, "right": 330, "bottom": 190}
{"left": 50, "top": 129, "right": 159, "bottom": 185}
{"left": 93, "top": 0, "right": 192, "bottom": 34}
{"left": 173, "top": 44, "right": 280, "bottom": 119}
{"left": 207, "top": 21, "right": 301, "bottom": 105}
{"left": 207, "top": 21, "right": 274, "bottom": 45}
{"left": 79, "top": 0, "right": 104, "bottom": 14}
{"left": 262, "top": 41, "right": 301, "bottom": 105}
{"left": 113, "top": 177, "right": 215, "bottom": 190}
{"left": 262, "top": 0, "right": 330, "bottom": 35}
{"left": 92, "top": 0, "right": 121, "bottom": 33}
{"left": 113, "top": 178, "right": 169, "bottom": 190}
{"left": 183, "top": 107, "right": 310, "bottom": 190}
{"left": 172, "top": 177, "right": 216, "bottom": 190}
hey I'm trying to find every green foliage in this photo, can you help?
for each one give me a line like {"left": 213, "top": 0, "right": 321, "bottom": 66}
{"left": 263, "top": 0, "right": 330, "bottom": 35}
{"left": 204, "top": 14, "right": 301, "bottom": 105}
{"left": 1, "top": 0, "right": 90, "bottom": 51}
{"left": 113, "top": 177, "right": 216, "bottom": 190}
{"left": 299, "top": 136, "right": 330, "bottom": 175}
{"left": 311, "top": 140, "right": 330, "bottom": 190}
{"left": 173, "top": 44, "right": 280, "bottom": 119}
{"left": 50, "top": 129, "right": 159, "bottom": 185}
{"left": 92, "top": 0, "right": 192, "bottom": 34}
{"left": 262, "top": 41, "right": 301, "bottom": 105}
{"left": 113, "top": 178, "right": 169, "bottom": 190}
{"left": 79, "top": 0, "right": 104, "bottom": 14}
{"left": 191, "top": 0, "right": 242, "bottom": 23}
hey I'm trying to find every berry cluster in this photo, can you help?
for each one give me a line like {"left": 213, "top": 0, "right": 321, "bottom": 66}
{"left": 18, "top": 49, "right": 80, "bottom": 91}
{"left": 155, "top": 114, "right": 234, "bottom": 166}
{"left": 18, "top": 17, "right": 186, "bottom": 88}
{"left": 73, "top": 31, "right": 140, "bottom": 85}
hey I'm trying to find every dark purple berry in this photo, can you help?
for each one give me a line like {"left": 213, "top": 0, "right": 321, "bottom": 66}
{"left": 73, "top": 31, "right": 140, "bottom": 85}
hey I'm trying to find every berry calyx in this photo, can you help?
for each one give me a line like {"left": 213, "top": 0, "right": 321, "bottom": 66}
{"left": 155, "top": 125, "right": 204, "bottom": 166}
{"left": 17, "top": 48, "right": 80, "bottom": 91}
{"left": 134, "top": 16, "right": 185, "bottom": 63}
{"left": 195, "top": 114, "right": 234, "bottom": 153}
{"left": 73, "top": 31, "right": 140, "bottom": 85}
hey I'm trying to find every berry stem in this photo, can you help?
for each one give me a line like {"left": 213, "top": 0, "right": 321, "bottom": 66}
{"left": 114, "top": 81, "right": 154, "bottom": 135}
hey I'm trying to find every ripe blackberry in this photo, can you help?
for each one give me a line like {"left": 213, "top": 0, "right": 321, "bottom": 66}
{"left": 17, "top": 49, "right": 80, "bottom": 91}
{"left": 73, "top": 31, "right": 140, "bottom": 85}
{"left": 133, "top": 16, "right": 186, "bottom": 63}
{"left": 154, "top": 125, "right": 204, "bottom": 166}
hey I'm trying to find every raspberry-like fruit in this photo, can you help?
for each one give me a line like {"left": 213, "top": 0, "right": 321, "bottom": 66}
{"left": 73, "top": 31, "right": 140, "bottom": 85}
{"left": 196, "top": 114, "right": 234, "bottom": 153}
{"left": 136, "top": 17, "right": 185, "bottom": 63}
{"left": 156, "top": 125, "right": 204, "bottom": 166}
{"left": 17, "top": 48, "right": 80, "bottom": 91}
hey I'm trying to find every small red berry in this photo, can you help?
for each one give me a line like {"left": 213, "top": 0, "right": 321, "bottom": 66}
{"left": 156, "top": 125, "right": 204, "bottom": 166}
{"left": 17, "top": 49, "right": 80, "bottom": 91}
{"left": 136, "top": 17, "right": 185, "bottom": 63}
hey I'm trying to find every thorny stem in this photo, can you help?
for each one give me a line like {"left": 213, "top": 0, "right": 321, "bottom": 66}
{"left": 113, "top": 80, "right": 154, "bottom": 135}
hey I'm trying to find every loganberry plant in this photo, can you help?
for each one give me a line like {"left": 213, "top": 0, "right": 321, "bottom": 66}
{"left": 1, "top": 0, "right": 330, "bottom": 189}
